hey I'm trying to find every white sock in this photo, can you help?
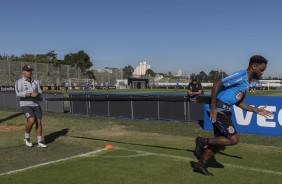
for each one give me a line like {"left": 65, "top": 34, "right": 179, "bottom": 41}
{"left": 37, "top": 136, "right": 43, "bottom": 143}
{"left": 25, "top": 133, "right": 30, "bottom": 139}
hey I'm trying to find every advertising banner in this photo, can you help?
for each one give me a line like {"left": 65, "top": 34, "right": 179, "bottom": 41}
{"left": 204, "top": 96, "right": 282, "bottom": 136}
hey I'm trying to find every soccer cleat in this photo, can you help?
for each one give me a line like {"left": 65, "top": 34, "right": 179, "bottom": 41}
{"left": 24, "top": 138, "right": 33, "bottom": 147}
{"left": 195, "top": 136, "right": 204, "bottom": 159}
{"left": 193, "top": 163, "right": 213, "bottom": 176}
{"left": 37, "top": 142, "right": 48, "bottom": 148}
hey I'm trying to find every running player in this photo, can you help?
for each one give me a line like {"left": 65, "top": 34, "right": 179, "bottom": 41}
{"left": 193, "top": 55, "right": 273, "bottom": 176}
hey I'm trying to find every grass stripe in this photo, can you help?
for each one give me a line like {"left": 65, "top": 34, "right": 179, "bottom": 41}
{"left": 0, "top": 148, "right": 106, "bottom": 176}
{"left": 111, "top": 147, "right": 282, "bottom": 176}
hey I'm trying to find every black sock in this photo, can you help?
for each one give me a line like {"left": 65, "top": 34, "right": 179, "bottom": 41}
{"left": 196, "top": 157, "right": 207, "bottom": 167}
{"left": 199, "top": 138, "right": 209, "bottom": 146}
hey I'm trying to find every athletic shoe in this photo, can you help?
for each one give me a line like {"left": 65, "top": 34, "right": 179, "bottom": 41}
{"left": 195, "top": 136, "right": 204, "bottom": 159}
{"left": 24, "top": 138, "right": 33, "bottom": 147}
{"left": 37, "top": 142, "right": 47, "bottom": 148}
{"left": 193, "top": 163, "right": 213, "bottom": 176}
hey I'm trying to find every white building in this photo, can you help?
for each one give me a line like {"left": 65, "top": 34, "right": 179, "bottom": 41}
{"left": 177, "top": 69, "right": 182, "bottom": 76}
{"left": 154, "top": 74, "right": 164, "bottom": 82}
{"left": 133, "top": 61, "right": 151, "bottom": 76}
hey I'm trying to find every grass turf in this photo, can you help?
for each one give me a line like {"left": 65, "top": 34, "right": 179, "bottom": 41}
{"left": 0, "top": 107, "right": 282, "bottom": 184}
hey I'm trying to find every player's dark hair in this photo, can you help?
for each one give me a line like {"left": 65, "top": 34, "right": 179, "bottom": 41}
{"left": 249, "top": 55, "right": 268, "bottom": 66}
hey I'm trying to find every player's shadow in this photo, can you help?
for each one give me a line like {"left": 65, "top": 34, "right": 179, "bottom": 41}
{"left": 69, "top": 135, "right": 194, "bottom": 153}
{"left": 193, "top": 146, "right": 242, "bottom": 160}
{"left": 0, "top": 112, "right": 22, "bottom": 123}
{"left": 190, "top": 157, "right": 225, "bottom": 170}
{"left": 44, "top": 128, "right": 69, "bottom": 144}
{"left": 191, "top": 146, "right": 242, "bottom": 169}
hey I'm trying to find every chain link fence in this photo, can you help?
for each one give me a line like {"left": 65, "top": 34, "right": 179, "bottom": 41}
{"left": 0, "top": 60, "right": 123, "bottom": 87}
{"left": 93, "top": 68, "right": 123, "bottom": 86}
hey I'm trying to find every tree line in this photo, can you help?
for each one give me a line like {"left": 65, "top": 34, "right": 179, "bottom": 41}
{"left": 122, "top": 65, "right": 282, "bottom": 82}
{"left": 0, "top": 50, "right": 93, "bottom": 73}
{"left": 2, "top": 53, "right": 280, "bottom": 81}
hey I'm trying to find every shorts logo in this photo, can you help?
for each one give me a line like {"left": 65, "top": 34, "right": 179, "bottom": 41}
{"left": 25, "top": 113, "right": 30, "bottom": 118}
{"left": 227, "top": 126, "right": 235, "bottom": 134}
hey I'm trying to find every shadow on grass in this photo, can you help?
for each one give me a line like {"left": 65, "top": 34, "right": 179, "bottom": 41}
{"left": 190, "top": 158, "right": 224, "bottom": 172}
{"left": 44, "top": 128, "right": 69, "bottom": 144}
{"left": 69, "top": 135, "right": 243, "bottom": 164}
{"left": 0, "top": 112, "right": 22, "bottom": 124}
{"left": 217, "top": 150, "right": 242, "bottom": 159}
{"left": 70, "top": 135, "right": 194, "bottom": 153}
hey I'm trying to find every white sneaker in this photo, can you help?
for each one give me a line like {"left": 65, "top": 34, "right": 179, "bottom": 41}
{"left": 24, "top": 138, "right": 33, "bottom": 147}
{"left": 37, "top": 142, "right": 47, "bottom": 148}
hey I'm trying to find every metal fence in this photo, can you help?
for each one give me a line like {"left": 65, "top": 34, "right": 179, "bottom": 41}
{"left": 68, "top": 93, "right": 204, "bottom": 122}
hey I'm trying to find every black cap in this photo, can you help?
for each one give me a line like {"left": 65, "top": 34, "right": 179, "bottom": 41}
{"left": 22, "top": 65, "right": 33, "bottom": 71}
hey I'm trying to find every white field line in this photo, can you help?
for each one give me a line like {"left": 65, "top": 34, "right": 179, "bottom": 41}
{"left": 0, "top": 148, "right": 107, "bottom": 176}
{"left": 2, "top": 147, "right": 282, "bottom": 177}
{"left": 104, "top": 147, "right": 282, "bottom": 176}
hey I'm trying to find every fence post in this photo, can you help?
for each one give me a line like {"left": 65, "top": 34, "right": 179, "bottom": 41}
{"left": 45, "top": 93, "right": 48, "bottom": 112}
{"left": 107, "top": 97, "right": 110, "bottom": 117}
{"left": 184, "top": 101, "right": 187, "bottom": 123}
{"left": 157, "top": 96, "right": 160, "bottom": 121}
{"left": 130, "top": 96, "right": 134, "bottom": 120}
{"left": 88, "top": 94, "right": 91, "bottom": 116}
{"left": 187, "top": 101, "right": 191, "bottom": 122}
{"left": 86, "top": 94, "right": 89, "bottom": 116}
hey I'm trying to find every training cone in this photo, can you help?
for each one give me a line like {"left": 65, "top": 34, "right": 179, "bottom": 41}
{"left": 105, "top": 144, "right": 113, "bottom": 150}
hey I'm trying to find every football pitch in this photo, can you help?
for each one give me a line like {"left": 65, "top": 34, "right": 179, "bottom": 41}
{"left": 0, "top": 89, "right": 282, "bottom": 183}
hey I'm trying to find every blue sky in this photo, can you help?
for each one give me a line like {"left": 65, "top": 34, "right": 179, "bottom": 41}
{"left": 1, "top": 0, "right": 282, "bottom": 77}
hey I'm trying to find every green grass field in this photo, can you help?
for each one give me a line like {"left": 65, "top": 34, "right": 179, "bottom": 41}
{"left": 0, "top": 89, "right": 282, "bottom": 183}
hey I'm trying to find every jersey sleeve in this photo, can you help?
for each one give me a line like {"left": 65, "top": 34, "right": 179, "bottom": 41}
{"left": 15, "top": 80, "right": 26, "bottom": 97}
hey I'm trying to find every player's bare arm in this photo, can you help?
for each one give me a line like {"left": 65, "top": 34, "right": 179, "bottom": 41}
{"left": 210, "top": 81, "right": 223, "bottom": 123}
{"left": 236, "top": 101, "right": 273, "bottom": 117}
{"left": 31, "top": 93, "right": 39, "bottom": 97}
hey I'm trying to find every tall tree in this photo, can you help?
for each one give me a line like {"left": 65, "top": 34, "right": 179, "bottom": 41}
{"left": 0, "top": 54, "right": 19, "bottom": 61}
{"left": 123, "top": 65, "right": 134, "bottom": 78}
{"left": 197, "top": 71, "right": 208, "bottom": 82}
{"left": 190, "top": 73, "right": 196, "bottom": 80}
{"left": 64, "top": 50, "right": 93, "bottom": 72}
{"left": 145, "top": 68, "right": 155, "bottom": 77}
{"left": 208, "top": 70, "right": 221, "bottom": 82}
{"left": 20, "top": 54, "right": 36, "bottom": 62}
{"left": 19, "top": 51, "right": 59, "bottom": 64}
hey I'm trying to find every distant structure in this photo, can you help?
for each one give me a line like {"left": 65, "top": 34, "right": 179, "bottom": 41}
{"left": 177, "top": 69, "right": 182, "bottom": 76}
{"left": 133, "top": 61, "right": 151, "bottom": 76}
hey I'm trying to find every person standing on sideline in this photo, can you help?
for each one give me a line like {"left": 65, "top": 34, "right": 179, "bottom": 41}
{"left": 193, "top": 55, "right": 272, "bottom": 176}
{"left": 187, "top": 79, "right": 203, "bottom": 101}
{"left": 15, "top": 65, "right": 47, "bottom": 148}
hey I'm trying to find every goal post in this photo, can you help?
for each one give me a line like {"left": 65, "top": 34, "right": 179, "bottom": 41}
{"left": 68, "top": 78, "right": 95, "bottom": 90}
